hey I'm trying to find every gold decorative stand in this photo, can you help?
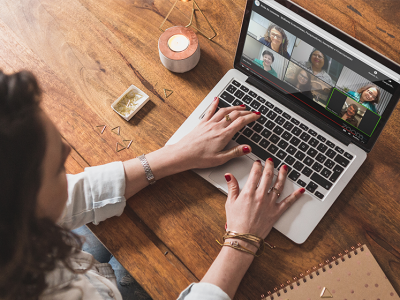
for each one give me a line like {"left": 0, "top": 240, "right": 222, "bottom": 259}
{"left": 159, "top": 0, "right": 217, "bottom": 40}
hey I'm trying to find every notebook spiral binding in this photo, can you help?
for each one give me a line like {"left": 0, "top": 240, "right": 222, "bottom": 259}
{"left": 260, "top": 243, "right": 364, "bottom": 300}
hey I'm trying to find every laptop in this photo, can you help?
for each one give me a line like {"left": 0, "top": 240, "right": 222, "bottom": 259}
{"left": 167, "top": 0, "right": 400, "bottom": 244}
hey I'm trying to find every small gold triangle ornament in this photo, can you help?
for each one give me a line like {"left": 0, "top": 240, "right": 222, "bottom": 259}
{"left": 163, "top": 89, "right": 173, "bottom": 98}
{"left": 111, "top": 126, "right": 121, "bottom": 135}
{"left": 96, "top": 125, "right": 106, "bottom": 134}
{"left": 116, "top": 142, "right": 126, "bottom": 152}
{"left": 159, "top": 0, "right": 217, "bottom": 40}
{"left": 123, "top": 139, "right": 133, "bottom": 149}
{"left": 320, "top": 287, "right": 333, "bottom": 298}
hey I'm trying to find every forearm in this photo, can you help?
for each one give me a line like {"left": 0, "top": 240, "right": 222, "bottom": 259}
{"left": 201, "top": 242, "right": 256, "bottom": 299}
{"left": 122, "top": 143, "right": 191, "bottom": 199}
{"left": 122, "top": 101, "right": 258, "bottom": 200}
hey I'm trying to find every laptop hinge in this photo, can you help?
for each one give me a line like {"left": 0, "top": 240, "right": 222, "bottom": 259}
{"left": 246, "top": 75, "right": 352, "bottom": 146}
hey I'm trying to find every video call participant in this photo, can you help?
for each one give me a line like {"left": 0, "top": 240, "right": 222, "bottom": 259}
{"left": 253, "top": 50, "right": 278, "bottom": 77}
{"left": 340, "top": 103, "right": 359, "bottom": 127}
{"left": 258, "top": 24, "right": 291, "bottom": 59}
{"left": 347, "top": 84, "right": 380, "bottom": 113}
{"left": 286, "top": 67, "right": 314, "bottom": 99}
{"left": 301, "top": 50, "right": 333, "bottom": 86}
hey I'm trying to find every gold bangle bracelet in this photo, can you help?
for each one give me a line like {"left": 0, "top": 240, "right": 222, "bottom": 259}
{"left": 223, "top": 231, "right": 275, "bottom": 250}
{"left": 223, "top": 232, "right": 265, "bottom": 256}
{"left": 216, "top": 240, "right": 259, "bottom": 257}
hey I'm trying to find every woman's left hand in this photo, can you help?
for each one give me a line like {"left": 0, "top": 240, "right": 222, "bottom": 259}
{"left": 172, "top": 97, "right": 260, "bottom": 170}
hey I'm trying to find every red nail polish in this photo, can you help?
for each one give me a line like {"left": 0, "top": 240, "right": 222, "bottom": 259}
{"left": 225, "top": 223, "right": 227, "bottom": 230}
{"left": 283, "top": 165, "right": 288, "bottom": 171}
{"left": 300, "top": 188, "right": 306, "bottom": 194}
{"left": 240, "top": 104, "right": 246, "bottom": 107}
{"left": 256, "top": 159, "right": 261, "bottom": 163}
{"left": 214, "top": 96, "right": 218, "bottom": 101}
{"left": 268, "top": 157, "right": 273, "bottom": 162}
{"left": 225, "top": 174, "right": 231, "bottom": 182}
{"left": 243, "top": 146, "right": 250, "bottom": 154}
{"left": 252, "top": 111, "right": 261, "bottom": 115}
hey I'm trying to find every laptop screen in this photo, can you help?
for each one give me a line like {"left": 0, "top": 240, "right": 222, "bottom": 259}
{"left": 234, "top": 0, "right": 400, "bottom": 151}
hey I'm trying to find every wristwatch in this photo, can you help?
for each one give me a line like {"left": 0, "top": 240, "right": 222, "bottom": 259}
{"left": 138, "top": 154, "right": 156, "bottom": 185}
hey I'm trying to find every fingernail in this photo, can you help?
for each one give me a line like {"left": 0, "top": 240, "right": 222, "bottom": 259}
{"left": 252, "top": 111, "right": 261, "bottom": 115}
{"left": 256, "top": 159, "right": 261, "bottom": 163}
{"left": 268, "top": 157, "right": 273, "bottom": 162}
{"left": 214, "top": 97, "right": 218, "bottom": 101}
{"left": 225, "top": 174, "right": 231, "bottom": 182}
{"left": 283, "top": 165, "right": 288, "bottom": 171}
{"left": 225, "top": 222, "right": 227, "bottom": 230}
{"left": 240, "top": 104, "right": 246, "bottom": 107}
{"left": 243, "top": 146, "right": 250, "bottom": 154}
{"left": 300, "top": 188, "right": 306, "bottom": 194}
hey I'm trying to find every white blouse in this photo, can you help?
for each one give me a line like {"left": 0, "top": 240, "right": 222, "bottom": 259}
{"left": 41, "top": 162, "right": 230, "bottom": 300}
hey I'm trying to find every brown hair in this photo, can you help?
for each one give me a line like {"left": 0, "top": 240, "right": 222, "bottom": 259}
{"left": 357, "top": 84, "right": 381, "bottom": 104}
{"left": 347, "top": 103, "right": 359, "bottom": 113}
{"left": 0, "top": 70, "right": 84, "bottom": 300}
{"left": 264, "top": 24, "right": 289, "bottom": 55}
{"left": 262, "top": 50, "right": 275, "bottom": 62}
{"left": 308, "top": 49, "right": 329, "bottom": 71}
{"left": 292, "top": 67, "right": 312, "bottom": 92}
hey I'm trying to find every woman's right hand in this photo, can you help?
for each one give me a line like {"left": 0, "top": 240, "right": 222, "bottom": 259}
{"left": 225, "top": 159, "right": 305, "bottom": 239}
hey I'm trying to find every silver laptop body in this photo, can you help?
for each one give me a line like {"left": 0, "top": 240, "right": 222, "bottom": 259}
{"left": 167, "top": 0, "right": 400, "bottom": 244}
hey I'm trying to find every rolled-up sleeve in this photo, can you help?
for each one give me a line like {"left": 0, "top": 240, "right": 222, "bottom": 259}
{"left": 177, "top": 283, "right": 231, "bottom": 300}
{"left": 58, "top": 161, "right": 126, "bottom": 230}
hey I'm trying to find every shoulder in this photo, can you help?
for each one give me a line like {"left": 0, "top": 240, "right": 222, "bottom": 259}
{"left": 301, "top": 61, "right": 312, "bottom": 70}
{"left": 253, "top": 59, "right": 263, "bottom": 68}
{"left": 319, "top": 71, "right": 333, "bottom": 83}
{"left": 42, "top": 252, "right": 121, "bottom": 300}
{"left": 347, "top": 91, "right": 359, "bottom": 98}
{"left": 365, "top": 102, "right": 377, "bottom": 112}
{"left": 258, "top": 37, "right": 269, "bottom": 46}
{"left": 350, "top": 118, "right": 359, "bottom": 126}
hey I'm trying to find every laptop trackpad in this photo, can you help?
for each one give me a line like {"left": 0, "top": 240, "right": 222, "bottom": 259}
{"left": 209, "top": 156, "right": 296, "bottom": 203}
{"left": 209, "top": 155, "right": 255, "bottom": 193}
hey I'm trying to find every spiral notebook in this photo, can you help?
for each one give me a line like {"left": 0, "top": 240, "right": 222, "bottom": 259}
{"left": 262, "top": 244, "right": 399, "bottom": 300}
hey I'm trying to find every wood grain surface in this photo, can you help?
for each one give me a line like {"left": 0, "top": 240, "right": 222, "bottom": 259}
{"left": 1, "top": 0, "right": 399, "bottom": 299}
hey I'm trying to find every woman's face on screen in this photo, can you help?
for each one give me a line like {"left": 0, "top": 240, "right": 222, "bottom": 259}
{"left": 311, "top": 51, "right": 324, "bottom": 69}
{"left": 297, "top": 70, "right": 309, "bottom": 86}
{"left": 269, "top": 28, "right": 283, "bottom": 48}
{"left": 361, "top": 88, "right": 378, "bottom": 102}
{"left": 263, "top": 54, "right": 273, "bottom": 66}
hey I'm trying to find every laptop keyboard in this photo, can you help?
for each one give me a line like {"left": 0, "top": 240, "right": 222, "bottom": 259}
{"left": 217, "top": 79, "right": 355, "bottom": 201}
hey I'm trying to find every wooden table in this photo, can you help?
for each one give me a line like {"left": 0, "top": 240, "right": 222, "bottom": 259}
{"left": 1, "top": 0, "right": 400, "bottom": 299}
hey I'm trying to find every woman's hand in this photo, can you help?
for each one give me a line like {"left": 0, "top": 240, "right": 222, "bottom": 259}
{"left": 199, "top": 160, "right": 304, "bottom": 299}
{"left": 173, "top": 97, "right": 260, "bottom": 170}
{"left": 225, "top": 159, "right": 305, "bottom": 239}
{"left": 123, "top": 97, "right": 260, "bottom": 199}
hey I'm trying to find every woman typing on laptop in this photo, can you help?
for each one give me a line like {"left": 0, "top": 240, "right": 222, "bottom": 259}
{"left": 0, "top": 70, "right": 304, "bottom": 300}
